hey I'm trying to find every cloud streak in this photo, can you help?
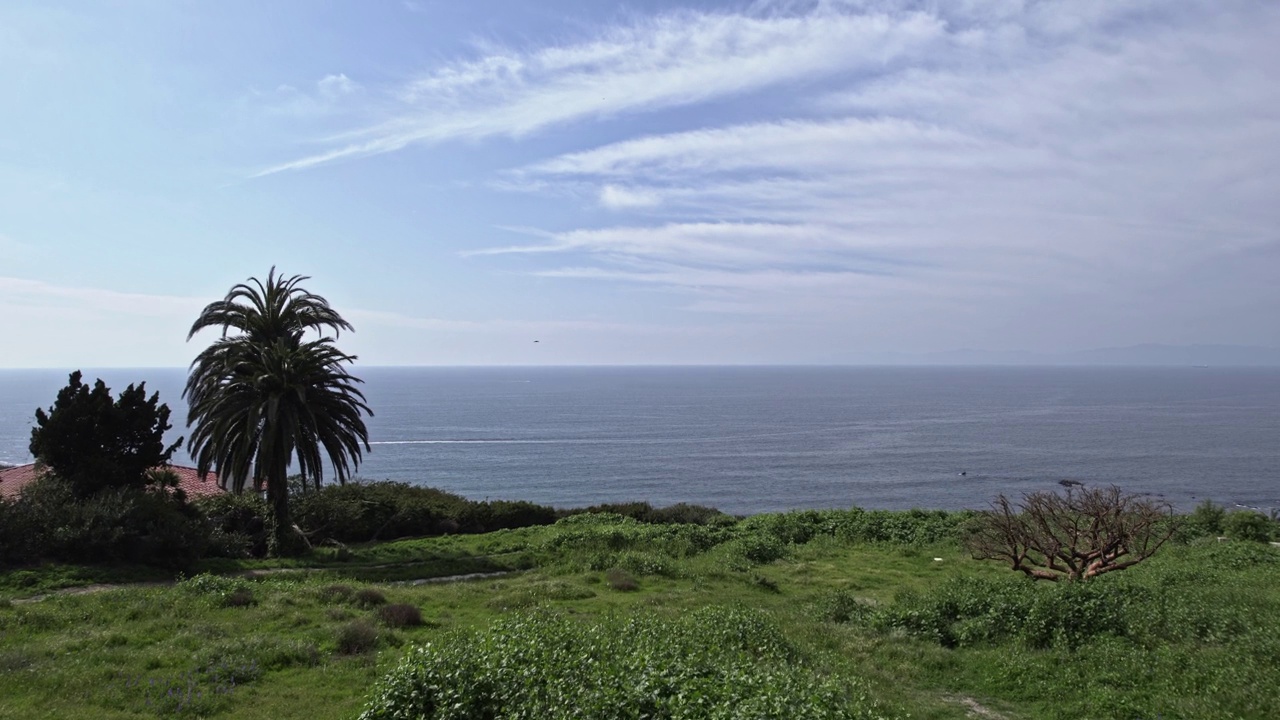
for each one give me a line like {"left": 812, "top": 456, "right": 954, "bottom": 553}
{"left": 245, "top": 0, "right": 1279, "bottom": 350}
{"left": 254, "top": 6, "right": 946, "bottom": 175}
{"left": 479, "top": 0, "right": 1280, "bottom": 321}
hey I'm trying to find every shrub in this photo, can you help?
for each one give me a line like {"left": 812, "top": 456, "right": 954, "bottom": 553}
{"left": 648, "top": 502, "right": 733, "bottom": 526}
{"left": 1186, "top": 499, "right": 1227, "bottom": 537}
{"left": 200, "top": 636, "right": 320, "bottom": 675}
{"left": 542, "top": 514, "right": 732, "bottom": 570}
{"left": 291, "top": 482, "right": 558, "bottom": 544}
{"left": 316, "top": 584, "right": 355, "bottom": 604}
{"left": 616, "top": 550, "right": 674, "bottom": 576}
{"left": 376, "top": 603, "right": 425, "bottom": 628}
{"left": 337, "top": 620, "right": 379, "bottom": 655}
{"left": 740, "top": 510, "right": 832, "bottom": 545}
{"left": 565, "top": 501, "right": 732, "bottom": 526}
{"left": 222, "top": 588, "right": 256, "bottom": 608}
{"left": 815, "top": 589, "right": 872, "bottom": 624}
{"left": 966, "top": 486, "right": 1178, "bottom": 581}
{"left": 1225, "top": 511, "right": 1276, "bottom": 542}
{"left": 604, "top": 568, "right": 639, "bottom": 592}
{"left": 8, "top": 477, "right": 209, "bottom": 569}
{"left": 731, "top": 533, "right": 787, "bottom": 565}
{"left": 179, "top": 573, "right": 255, "bottom": 607}
{"left": 358, "top": 607, "right": 890, "bottom": 720}
{"left": 751, "top": 574, "right": 781, "bottom": 593}
{"left": 0, "top": 498, "right": 36, "bottom": 565}
{"left": 204, "top": 528, "right": 254, "bottom": 560}
{"left": 353, "top": 588, "right": 388, "bottom": 608}
{"left": 472, "top": 500, "right": 558, "bottom": 532}
{"left": 870, "top": 568, "right": 1271, "bottom": 651}
{"left": 196, "top": 493, "right": 269, "bottom": 558}
{"left": 834, "top": 508, "right": 969, "bottom": 545}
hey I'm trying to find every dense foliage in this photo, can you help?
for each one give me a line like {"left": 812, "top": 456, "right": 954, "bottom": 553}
{"left": 0, "top": 476, "right": 207, "bottom": 569}
{"left": 29, "top": 371, "right": 181, "bottom": 497}
{"left": 359, "top": 607, "right": 892, "bottom": 720}
{"left": 195, "top": 482, "right": 561, "bottom": 557}
{"left": 562, "top": 501, "right": 732, "bottom": 526}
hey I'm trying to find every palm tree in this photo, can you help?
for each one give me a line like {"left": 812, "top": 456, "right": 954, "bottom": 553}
{"left": 185, "top": 269, "right": 372, "bottom": 554}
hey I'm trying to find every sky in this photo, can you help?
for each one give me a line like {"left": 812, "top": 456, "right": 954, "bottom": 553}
{"left": 1, "top": 0, "right": 1277, "bottom": 368}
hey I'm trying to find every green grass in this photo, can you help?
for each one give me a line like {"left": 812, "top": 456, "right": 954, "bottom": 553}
{"left": 1, "top": 513, "right": 1278, "bottom": 719}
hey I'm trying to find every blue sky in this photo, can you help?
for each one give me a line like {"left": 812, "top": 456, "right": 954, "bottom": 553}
{"left": 1, "top": 0, "right": 1277, "bottom": 367}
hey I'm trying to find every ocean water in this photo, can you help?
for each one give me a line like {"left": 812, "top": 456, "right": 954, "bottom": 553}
{"left": 2, "top": 366, "right": 1277, "bottom": 514}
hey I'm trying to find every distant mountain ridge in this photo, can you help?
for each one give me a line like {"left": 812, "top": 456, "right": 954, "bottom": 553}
{"left": 863, "top": 344, "right": 1280, "bottom": 366}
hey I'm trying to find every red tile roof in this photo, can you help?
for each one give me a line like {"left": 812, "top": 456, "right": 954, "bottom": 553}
{"left": 0, "top": 464, "right": 225, "bottom": 501}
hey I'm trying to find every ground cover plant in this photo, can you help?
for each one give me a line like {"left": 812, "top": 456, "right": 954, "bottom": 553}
{"left": 359, "top": 606, "right": 892, "bottom": 720}
{"left": 0, "top": 503, "right": 1276, "bottom": 719}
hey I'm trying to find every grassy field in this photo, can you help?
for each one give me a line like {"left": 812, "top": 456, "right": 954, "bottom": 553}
{"left": 1, "top": 511, "right": 1278, "bottom": 719}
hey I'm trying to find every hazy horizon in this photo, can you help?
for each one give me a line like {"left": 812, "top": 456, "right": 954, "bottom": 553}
{"left": 3, "top": 342, "right": 1280, "bottom": 371}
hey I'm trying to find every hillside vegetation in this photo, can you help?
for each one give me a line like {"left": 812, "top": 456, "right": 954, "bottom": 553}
{"left": 1, "top": 506, "right": 1278, "bottom": 720}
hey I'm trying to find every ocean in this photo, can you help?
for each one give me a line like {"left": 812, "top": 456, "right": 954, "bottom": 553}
{"left": 2, "top": 366, "right": 1277, "bottom": 514}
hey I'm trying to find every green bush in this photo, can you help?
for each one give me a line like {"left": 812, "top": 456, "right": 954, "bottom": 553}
{"left": 178, "top": 573, "right": 255, "bottom": 607}
{"left": 1185, "top": 499, "right": 1227, "bottom": 537}
{"left": 565, "top": 501, "right": 733, "bottom": 526}
{"left": 0, "top": 498, "right": 37, "bottom": 564}
{"left": 337, "top": 620, "right": 379, "bottom": 655}
{"left": 730, "top": 532, "right": 788, "bottom": 565}
{"left": 290, "top": 482, "right": 558, "bottom": 544}
{"left": 200, "top": 635, "right": 320, "bottom": 675}
{"left": 354, "top": 588, "right": 388, "bottom": 608}
{"left": 616, "top": 550, "right": 675, "bottom": 576}
{"left": 195, "top": 493, "right": 269, "bottom": 558}
{"left": 1225, "top": 511, "right": 1276, "bottom": 542}
{"left": 316, "top": 584, "right": 355, "bottom": 604}
{"left": 541, "top": 514, "right": 733, "bottom": 575}
{"left": 739, "top": 510, "right": 833, "bottom": 545}
{"left": 2, "top": 476, "right": 209, "bottom": 569}
{"left": 358, "top": 607, "right": 893, "bottom": 720}
{"left": 733, "top": 508, "right": 968, "bottom": 548}
{"left": 469, "top": 500, "right": 559, "bottom": 532}
{"left": 814, "top": 589, "right": 874, "bottom": 624}
{"left": 832, "top": 508, "right": 968, "bottom": 545}
{"left": 604, "top": 568, "right": 639, "bottom": 591}
{"left": 875, "top": 576, "right": 1149, "bottom": 649}
{"left": 376, "top": 603, "right": 424, "bottom": 628}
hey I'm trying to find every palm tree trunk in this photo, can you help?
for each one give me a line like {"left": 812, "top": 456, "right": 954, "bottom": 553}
{"left": 266, "top": 455, "right": 305, "bottom": 557}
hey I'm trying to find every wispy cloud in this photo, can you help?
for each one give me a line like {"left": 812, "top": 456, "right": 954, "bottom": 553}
{"left": 246, "top": 0, "right": 1279, "bottom": 348}
{"left": 317, "top": 73, "right": 359, "bottom": 99}
{"left": 0, "top": 276, "right": 203, "bottom": 319}
{"left": 247, "top": 73, "right": 364, "bottom": 119}
{"left": 486, "top": 0, "right": 1280, "bottom": 316}
{"left": 254, "top": 6, "right": 946, "bottom": 175}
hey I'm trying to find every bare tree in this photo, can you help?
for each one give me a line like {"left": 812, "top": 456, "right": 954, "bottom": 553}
{"left": 966, "top": 485, "right": 1179, "bottom": 582}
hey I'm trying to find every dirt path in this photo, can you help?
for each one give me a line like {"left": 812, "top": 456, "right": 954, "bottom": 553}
{"left": 10, "top": 581, "right": 174, "bottom": 605}
{"left": 8, "top": 567, "right": 518, "bottom": 605}
{"left": 941, "top": 694, "right": 1014, "bottom": 720}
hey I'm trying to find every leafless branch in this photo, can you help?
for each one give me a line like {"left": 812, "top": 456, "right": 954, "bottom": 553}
{"left": 966, "top": 485, "right": 1179, "bottom": 582}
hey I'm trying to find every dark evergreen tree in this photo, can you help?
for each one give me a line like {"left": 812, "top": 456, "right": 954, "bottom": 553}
{"left": 30, "top": 371, "right": 182, "bottom": 497}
